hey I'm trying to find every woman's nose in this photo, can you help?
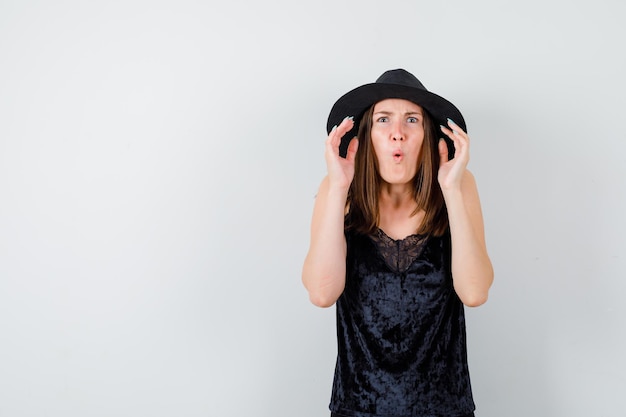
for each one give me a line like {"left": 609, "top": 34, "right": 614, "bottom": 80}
{"left": 391, "top": 122, "right": 404, "bottom": 141}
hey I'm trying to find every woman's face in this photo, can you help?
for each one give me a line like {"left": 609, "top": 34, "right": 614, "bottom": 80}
{"left": 370, "top": 98, "right": 425, "bottom": 186}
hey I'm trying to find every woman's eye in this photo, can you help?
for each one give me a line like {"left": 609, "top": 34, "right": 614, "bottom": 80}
{"left": 407, "top": 117, "right": 418, "bottom": 123}
{"left": 376, "top": 117, "right": 388, "bottom": 123}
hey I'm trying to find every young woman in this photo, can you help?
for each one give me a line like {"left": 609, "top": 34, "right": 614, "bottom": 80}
{"left": 302, "top": 69, "right": 493, "bottom": 417}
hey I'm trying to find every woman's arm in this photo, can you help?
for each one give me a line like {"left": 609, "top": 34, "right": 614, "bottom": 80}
{"left": 439, "top": 120, "right": 494, "bottom": 307}
{"left": 302, "top": 117, "right": 358, "bottom": 308}
{"left": 444, "top": 170, "right": 493, "bottom": 306}
{"left": 302, "top": 177, "right": 349, "bottom": 307}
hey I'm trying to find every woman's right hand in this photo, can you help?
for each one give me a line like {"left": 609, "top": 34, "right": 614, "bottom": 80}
{"left": 325, "top": 116, "right": 359, "bottom": 190}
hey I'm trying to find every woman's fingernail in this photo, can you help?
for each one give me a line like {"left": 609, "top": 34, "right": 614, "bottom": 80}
{"left": 440, "top": 125, "right": 446, "bottom": 130}
{"left": 447, "top": 118, "right": 456, "bottom": 126}
{"left": 331, "top": 125, "right": 337, "bottom": 132}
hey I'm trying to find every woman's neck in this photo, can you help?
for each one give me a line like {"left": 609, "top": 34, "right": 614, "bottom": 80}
{"left": 377, "top": 183, "right": 423, "bottom": 240}
{"left": 378, "top": 182, "right": 414, "bottom": 209}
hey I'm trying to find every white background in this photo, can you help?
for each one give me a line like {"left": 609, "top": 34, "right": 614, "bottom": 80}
{"left": 1, "top": 0, "right": 625, "bottom": 416}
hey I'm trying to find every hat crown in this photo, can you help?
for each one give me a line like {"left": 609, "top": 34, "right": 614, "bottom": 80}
{"left": 375, "top": 69, "right": 426, "bottom": 90}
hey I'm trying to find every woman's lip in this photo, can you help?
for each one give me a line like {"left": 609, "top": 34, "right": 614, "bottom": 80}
{"left": 393, "top": 149, "right": 404, "bottom": 161}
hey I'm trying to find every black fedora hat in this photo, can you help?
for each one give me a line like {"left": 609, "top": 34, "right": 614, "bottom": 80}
{"left": 326, "top": 69, "right": 466, "bottom": 157}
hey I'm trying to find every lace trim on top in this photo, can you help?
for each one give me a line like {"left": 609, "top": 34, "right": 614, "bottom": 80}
{"left": 368, "top": 228, "right": 429, "bottom": 273}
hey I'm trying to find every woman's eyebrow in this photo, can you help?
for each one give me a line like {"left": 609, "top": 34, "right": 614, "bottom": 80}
{"left": 373, "top": 110, "right": 422, "bottom": 115}
{"left": 374, "top": 110, "right": 422, "bottom": 116}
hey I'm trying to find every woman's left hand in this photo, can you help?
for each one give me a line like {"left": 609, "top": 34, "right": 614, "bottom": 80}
{"left": 438, "top": 119, "right": 470, "bottom": 192}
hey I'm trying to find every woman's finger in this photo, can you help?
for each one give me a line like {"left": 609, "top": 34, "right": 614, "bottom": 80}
{"left": 440, "top": 123, "right": 470, "bottom": 158}
{"left": 345, "top": 137, "right": 359, "bottom": 163}
{"left": 440, "top": 127, "right": 459, "bottom": 155}
{"left": 438, "top": 139, "right": 449, "bottom": 164}
{"left": 327, "top": 116, "right": 355, "bottom": 153}
{"left": 446, "top": 118, "right": 468, "bottom": 138}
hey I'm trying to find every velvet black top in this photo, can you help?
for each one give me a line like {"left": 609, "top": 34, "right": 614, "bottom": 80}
{"left": 329, "top": 228, "right": 475, "bottom": 417}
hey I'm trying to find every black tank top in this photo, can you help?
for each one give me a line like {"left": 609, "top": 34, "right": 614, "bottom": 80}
{"left": 330, "top": 228, "right": 475, "bottom": 417}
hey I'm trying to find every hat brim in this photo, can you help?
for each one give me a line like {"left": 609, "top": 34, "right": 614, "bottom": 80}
{"left": 327, "top": 83, "right": 466, "bottom": 158}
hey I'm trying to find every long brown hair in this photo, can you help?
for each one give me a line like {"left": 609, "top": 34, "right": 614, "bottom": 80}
{"left": 345, "top": 104, "right": 449, "bottom": 236}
